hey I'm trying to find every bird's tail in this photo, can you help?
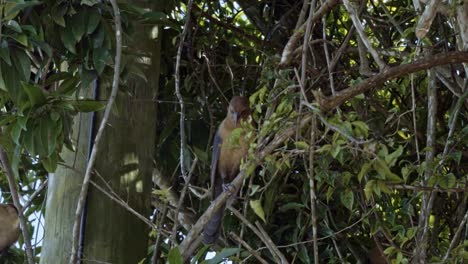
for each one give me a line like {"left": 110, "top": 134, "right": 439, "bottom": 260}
{"left": 202, "top": 204, "right": 225, "bottom": 244}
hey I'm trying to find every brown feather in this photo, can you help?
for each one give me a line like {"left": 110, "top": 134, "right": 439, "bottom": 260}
{"left": 0, "top": 204, "right": 20, "bottom": 252}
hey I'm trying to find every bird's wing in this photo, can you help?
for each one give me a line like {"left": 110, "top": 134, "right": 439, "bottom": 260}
{"left": 210, "top": 130, "right": 222, "bottom": 199}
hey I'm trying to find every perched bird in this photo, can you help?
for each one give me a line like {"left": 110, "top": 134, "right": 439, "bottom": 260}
{"left": 0, "top": 204, "right": 20, "bottom": 253}
{"left": 203, "top": 96, "right": 252, "bottom": 244}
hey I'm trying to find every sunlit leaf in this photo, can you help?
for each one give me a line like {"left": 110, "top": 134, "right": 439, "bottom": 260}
{"left": 250, "top": 199, "right": 266, "bottom": 223}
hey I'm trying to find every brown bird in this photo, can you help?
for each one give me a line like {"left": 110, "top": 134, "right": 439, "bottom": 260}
{"left": 203, "top": 96, "right": 252, "bottom": 244}
{"left": 0, "top": 204, "right": 20, "bottom": 253}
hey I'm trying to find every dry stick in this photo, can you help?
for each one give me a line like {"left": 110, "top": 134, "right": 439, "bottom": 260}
{"left": 68, "top": 1, "right": 122, "bottom": 263}
{"left": 255, "top": 221, "right": 289, "bottom": 264}
{"left": 308, "top": 115, "right": 319, "bottom": 264}
{"left": 230, "top": 232, "right": 269, "bottom": 264}
{"left": 179, "top": 114, "right": 314, "bottom": 261}
{"left": 0, "top": 149, "right": 35, "bottom": 264}
{"left": 294, "top": 0, "right": 310, "bottom": 30}
{"left": 342, "top": 0, "right": 387, "bottom": 71}
{"left": 415, "top": 0, "right": 442, "bottom": 39}
{"left": 301, "top": 0, "right": 316, "bottom": 86}
{"left": 22, "top": 179, "right": 48, "bottom": 213}
{"left": 174, "top": 0, "right": 194, "bottom": 191}
{"left": 171, "top": 157, "right": 198, "bottom": 244}
{"left": 316, "top": 51, "right": 468, "bottom": 112}
{"left": 90, "top": 181, "right": 160, "bottom": 232}
{"left": 414, "top": 69, "right": 437, "bottom": 263}
{"left": 152, "top": 204, "right": 169, "bottom": 264}
{"left": 442, "top": 209, "right": 468, "bottom": 262}
{"left": 228, "top": 207, "right": 281, "bottom": 264}
{"left": 203, "top": 55, "right": 229, "bottom": 104}
{"left": 410, "top": 74, "right": 421, "bottom": 164}
{"left": 280, "top": 0, "right": 340, "bottom": 66}
{"left": 388, "top": 184, "right": 467, "bottom": 193}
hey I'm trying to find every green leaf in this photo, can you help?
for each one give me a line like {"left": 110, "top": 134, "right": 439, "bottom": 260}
{"left": 340, "top": 189, "right": 354, "bottom": 210}
{"left": 60, "top": 27, "right": 76, "bottom": 53}
{"left": 167, "top": 247, "right": 183, "bottom": 264}
{"left": 43, "top": 117, "right": 59, "bottom": 156}
{"left": 44, "top": 72, "right": 73, "bottom": 86}
{"left": 71, "top": 100, "right": 105, "bottom": 112}
{"left": 294, "top": 141, "right": 309, "bottom": 150}
{"left": 385, "top": 146, "right": 403, "bottom": 167}
{"left": 373, "top": 158, "right": 402, "bottom": 182}
{"left": 10, "top": 122, "right": 23, "bottom": 145}
{"left": 93, "top": 47, "right": 109, "bottom": 74}
{"left": 191, "top": 245, "right": 210, "bottom": 264}
{"left": 4, "top": 1, "right": 42, "bottom": 18}
{"left": 11, "top": 34, "right": 28, "bottom": 46}
{"left": 57, "top": 76, "right": 79, "bottom": 95}
{"left": 42, "top": 152, "right": 58, "bottom": 173}
{"left": 438, "top": 173, "right": 456, "bottom": 189}
{"left": 250, "top": 199, "right": 266, "bottom": 222}
{"left": 87, "top": 8, "right": 101, "bottom": 34}
{"left": 0, "top": 40, "right": 12, "bottom": 65}
{"left": 358, "top": 162, "right": 372, "bottom": 182}
{"left": 278, "top": 202, "right": 306, "bottom": 212}
{"left": 205, "top": 248, "right": 240, "bottom": 264}
{"left": 377, "top": 180, "right": 392, "bottom": 194}
{"left": 5, "top": 20, "right": 22, "bottom": 33}
{"left": 364, "top": 180, "right": 376, "bottom": 200}
{"left": 71, "top": 12, "right": 86, "bottom": 41}
{"left": 22, "top": 82, "right": 47, "bottom": 108}
{"left": 13, "top": 50, "right": 31, "bottom": 81}
{"left": 80, "top": 69, "right": 96, "bottom": 89}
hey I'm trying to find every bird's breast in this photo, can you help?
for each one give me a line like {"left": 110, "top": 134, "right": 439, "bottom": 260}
{"left": 218, "top": 138, "right": 248, "bottom": 182}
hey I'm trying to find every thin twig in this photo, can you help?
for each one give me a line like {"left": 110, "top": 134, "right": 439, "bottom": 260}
{"left": 174, "top": 0, "right": 194, "bottom": 186}
{"left": 230, "top": 232, "right": 269, "bottom": 264}
{"left": 203, "top": 55, "right": 229, "bottom": 104}
{"left": 69, "top": 1, "right": 122, "bottom": 263}
{"left": 89, "top": 181, "right": 161, "bottom": 232}
{"left": 342, "top": 0, "right": 387, "bottom": 71}
{"left": 255, "top": 221, "right": 289, "bottom": 264}
{"left": 410, "top": 74, "right": 421, "bottom": 164}
{"left": 171, "top": 157, "right": 198, "bottom": 244}
{"left": 152, "top": 204, "right": 168, "bottom": 264}
{"left": 0, "top": 148, "right": 35, "bottom": 264}
{"left": 22, "top": 179, "right": 48, "bottom": 213}
{"left": 228, "top": 206, "right": 281, "bottom": 264}
{"left": 415, "top": 68, "right": 437, "bottom": 263}
{"left": 308, "top": 114, "right": 319, "bottom": 264}
{"left": 442, "top": 209, "right": 468, "bottom": 262}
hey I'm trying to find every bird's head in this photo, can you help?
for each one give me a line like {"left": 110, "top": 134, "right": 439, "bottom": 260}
{"left": 227, "top": 96, "right": 251, "bottom": 127}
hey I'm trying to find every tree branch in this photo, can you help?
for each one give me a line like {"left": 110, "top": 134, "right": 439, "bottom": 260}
{"left": 0, "top": 148, "right": 35, "bottom": 264}
{"left": 69, "top": 1, "right": 122, "bottom": 263}
{"left": 316, "top": 51, "right": 468, "bottom": 112}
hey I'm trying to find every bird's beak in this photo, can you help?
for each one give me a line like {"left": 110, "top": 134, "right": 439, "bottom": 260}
{"left": 234, "top": 112, "right": 239, "bottom": 126}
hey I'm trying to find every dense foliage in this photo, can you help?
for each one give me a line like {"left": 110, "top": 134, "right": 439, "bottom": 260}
{"left": 0, "top": 0, "right": 467, "bottom": 263}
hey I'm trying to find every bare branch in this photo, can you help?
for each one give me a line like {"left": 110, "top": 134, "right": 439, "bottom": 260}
{"left": 174, "top": 0, "right": 194, "bottom": 184}
{"left": 230, "top": 232, "right": 269, "bottom": 264}
{"left": 69, "top": 1, "right": 122, "bottom": 263}
{"left": 342, "top": 0, "right": 387, "bottom": 71}
{"left": 415, "top": 0, "right": 442, "bottom": 39}
{"left": 316, "top": 51, "right": 468, "bottom": 112}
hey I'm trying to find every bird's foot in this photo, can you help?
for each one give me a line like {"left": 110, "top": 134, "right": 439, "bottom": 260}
{"left": 222, "top": 183, "right": 236, "bottom": 195}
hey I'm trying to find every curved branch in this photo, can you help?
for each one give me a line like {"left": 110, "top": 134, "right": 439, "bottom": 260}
{"left": 69, "top": 1, "right": 122, "bottom": 263}
{"left": 316, "top": 51, "right": 468, "bottom": 112}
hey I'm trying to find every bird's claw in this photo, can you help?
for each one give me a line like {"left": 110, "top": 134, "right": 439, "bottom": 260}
{"left": 222, "top": 183, "right": 236, "bottom": 195}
